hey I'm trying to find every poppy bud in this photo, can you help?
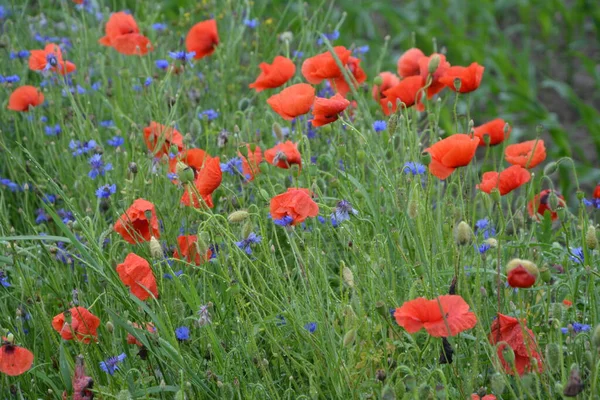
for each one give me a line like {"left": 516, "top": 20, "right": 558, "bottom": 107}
{"left": 547, "top": 190, "right": 559, "bottom": 210}
{"left": 337, "top": 144, "right": 346, "bottom": 158}
{"left": 563, "top": 365, "right": 584, "bottom": 397}
{"left": 592, "top": 324, "right": 600, "bottom": 348}
{"left": 404, "top": 375, "right": 416, "bottom": 391}
{"left": 356, "top": 149, "right": 366, "bottom": 163}
{"left": 343, "top": 328, "right": 357, "bottom": 347}
{"left": 238, "top": 97, "right": 250, "bottom": 111}
{"left": 428, "top": 55, "right": 440, "bottom": 74}
{"left": 576, "top": 190, "right": 585, "bottom": 201}
{"left": 545, "top": 343, "right": 561, "bottom": 371}
{"left": 259, "top": 189, "right": 270, "bottom": 201}
{"left": 227, "top": 210, "right": 249, "bottom": 223}
{"left": 407, "top": 200, "right": 419, "bottom": 219}
{"left": 490, "top": 188, "right": 502, "bottom": 203}
{"left": 452, "top": 77, "right": 461, "bottom": 92}
{"left": 435, "top": 384, "right": 447, "bottom": 399}
{"left": 6, "top": 333, "right": 14, "bottom": 344}
{"left": 373, "top": 75, "right": 384, "bottom": 86}
{"left": 169, "top": 144, "right": 180, "bottom": 156}
{"left": 418, "top": 384, "right": 432, "bottom": 399}
{"left": 174, "top": 390, "right": 186, "bottom": 400}
{"left": 543, "top": 162, "right": 558, "bottom": 176}
{"left": 116, "top": 390, "right": 132, "bottom": 400}
{"left": 499, "top": 342, "right": 515, "bottom": 368}
{"left": 342, "top": 265, "right": 355, "bottom": 288}
{"left": 176, "top": 162, "right": 195, "bottom": 184}
{"left": 272, "top": 122, "right": 284, "bottom": 141}
{"left": 539, "top": 266, "right": 551, "bottom": 283}
{"left": 490, "top": 372, "right": 505, "bottom": 395}
{"left": 556, "top": 207, "right": 567, "bottom": 221}
{"left": 387, "top": 114, "right": 398, "bottom": 136}
{"left": 586, "top": 226, "right": 598, "bottom": 250}
{"left": 149, "top": 236, "right": 163, "bottom": 258}
{"left": 195, "top": 232, "right": 210, "bottom": 255}
{"left": 454, "top": 221, "right": 472, "bottom": 246}
{"left": 506, "top": 258, "right": 539, "bottom": 288}
{"left": 375, "top": 301, "right": 388, "bottom": 318}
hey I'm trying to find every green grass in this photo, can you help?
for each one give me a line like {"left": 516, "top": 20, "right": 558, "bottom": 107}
{"left": 0, "top": 0, "right": 599, "bottom": 399}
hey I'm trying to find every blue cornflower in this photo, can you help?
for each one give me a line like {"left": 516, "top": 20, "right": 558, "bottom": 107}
{"left": 175, "top": 326, "right": 190, "bottom": 341}
{"left": 69, "top": 139, "right": 96, "bottom": 156}
{"left": 42, "top": 194, "right": 57, "bottom": 204}
{"left": 569, "top": 247, "right": 584, "bottom": 264}
{"left": 317, "top": 31, "right": 339, "bottom": 45}
{"left": 475, "top": 218, "right": 489, "bottom": 231}
{"left": 58, "top": 209, "right": 75, "bottom": 224}
{"left": 317, "top": 216, "right": 326, "bottom": 224}
{"left": 44, "top": 124, "right": 61, "bottom": 136}
{"left": 331, "top": 200, "right": 358, "bottom": 226}
{"left": 402, "top": 162, "right": 426, "bottom": 176}
{"left": 304, "top": 322, "right": 317, "bottom": 333}
{"left": 0, "top": 74, "right": 20, "bottom": 83}
{"left": 40, "top": 116, "right": 48, "bottom": 123}
{"left": 10, "top": 50, "right": 30, "bottom": 59}
{"left": 583, "top": 198, "right": 600, "bottom": 209}
{"left": 152, "top": 23, "right": 167, "bottom": 31}
{"left": 96, "top": 184, "right": 116, "bottom": 199}
{"left": 144, "top": 77, "right": 153, "bottom": 87}
{"left": 477, "top": 243, "right": 491, "bottom": 254}
{"left": 235, "top": 232, "right": 262, "bottom": 255}
{"left": 275, "top": 315, "right": 287, "bottom": 326}
{"left": 372, "top": 120, "right": 387, "bottom": 132}
{"left": 317, "top": 81, "right": 335, "bottom": 98}
{"left": 353, "top": 45, "right": 370, "bottom": 55}
{"left": 220, "top": 157, "right": 243, "bottom": 175}
{"left": 561, "top": 323, "right": 591, "bottom": 334}
{"left": 164, "top": 270, "right": 183, "bottom": 280}
{"left": 273, "top": 215, "right": 294, "bottom": 227}
{"left": 55, "top": 241, "right": 73, "bottom": 265}
{"left": 292, "top": 50, "right": 304, "bottom": 59}
{"left": 0, "top": 271, "right": 10, "bottom": 288}
{"left": 0, "top": 6, "right": 6, "bottom": 19}
{"left": 35, "top": 208, "right": 50, "bottom": 224}
{"left": 244, "top": 18, "right": 259, "bottom": 28}
{"left": 0, "top": 178, "right": 21, "bottom": 192}
{"left": 99, "top": 353, "right": 126, "bottom": 375}
{"left": 198, "top": 109, "right": 219, "bottom": 121}
{"left": 91, "top": 81, "right": 101, "bottom": 91}
{"left": 156, "top": 59, "right": 169, "bottom": 70}
{"left": 100, "top": 120, "right": 114, "bottom": 128}
{"left": 88, "top": 154, "right": 112, "bottom": 179}
{"left": 197, "top": 304, "right": 212, "bottom": 326}
{"left": 132, "top": 84, "right": 142, "bottom": 92}
{"left": 107, "top": 136, "right": 124, "bottom": 147}
{"left": 169, "top": 51, "right": 196, "bottom": 62}
{"left": 167, "top": 172, "right": 178, "bottom": 181}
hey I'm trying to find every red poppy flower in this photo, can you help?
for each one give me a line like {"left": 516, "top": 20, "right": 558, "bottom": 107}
{"left": 489, "top": 313, "right": 543, "bottom": 375}
{"left": 174, "top": 235, "right": 212, "bottom": 266}
{"left": 127, "top": 322, "right": 156, "bottom": 346}
{"left": 329, "top": 56, "right": 367, "bottom": 97}
{"left": 7, "top": 86, "right": 45, "bottom": 112}
{"left": 99, "top": 12, "right": 152, "bottom": 55}
{"left": 438, "top": 62, "right": 485, "bottom": 93}
{"left": 112, "top": 34, "right": 153, "bottom": 56}
{"left": 507, "top": 266, "right": 537, "bottom": 288}
{"left": 504, "top": 140, "right": 546, "bottom": 168}
{"left": 249, "top": 56, "right": 296, "bottom": 92}
{"left": 180, "top": 156, "right": 222, "bottom": 208}
{"left": 52, "top": 307, "right": 100, "bottom": 344}
{"left": 397, "top": 48, "right": 425, "bottom": 78}
{"left": 594, "top": 183, "right": 600, "bottom": 199}
{"left": 394, "top": 295, "right": 477, "bottom": 337}
{"left": 371, "top": 72, "right": 400, "bottom": 101}
{"left": 473, "top": 119, "right": 510, "bottom": 147}
{"left": 527, "top": 189, "right": 566, "bottom": 221}
{"left": 116, "top": 253, "right": 158, "bottom": 301}
{"left": 29, "top": 43, "right": 76, "bottom": 75}
{"left": 310, "top": 93, "right": 351, "bottom": 127}
{"left": 72, "top": 355, "right": 94, "bottom": 400}
{"left": 264, "top": 141, "right": 302, "bottom": 170}
{"left": 563, "top": 299, "right": 573, "bottom": 307}
{"left": 0, "top": 343, "right": 34, "bottom": 376}
{"left": 72, "top": 0, "right": 84, "bottom": 4}
{"left": 168, "top": 148, "right": 209, "bottom": 183}
{"left": 270, "top": 188, "right": 319, "bottom": 226}
{"left": 471, "top": 395, "right": 496, "bottom": 400}
{"left": 114, "top": 198, "right": 160, "bottom": 244}
{"left": 301, "top": 46, "right": 352, "bottom": 84}
{"left": 379, "top": 75, "right": 424, "bottom": 115}
{"left": 239, "top": 144, "right": 263, "bottom": 181}
{"left": 186, "top": 19, "right": 219, "bottom": 60}
{"left": 143, "top": 121, "right": 185, "bottom": 157}
{"left": 424, "top": 134, "right": 480, "bottom": 180}
{"left": 267, "top": 83, "right": 315, "bottom": 120}
{"left": 419, "top": 53, "right": 451, "bottom": 98}
{"left": 477, "top": 165, "right": 531, "bottom": 196}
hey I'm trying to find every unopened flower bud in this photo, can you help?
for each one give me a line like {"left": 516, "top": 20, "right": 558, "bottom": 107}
{"left": 490, "top": 188, "right": 502, "bottom": 203}
{"left": 576, "top": 190, "right": 585, "bottom": 201}
{"left": 563, "top": 364, "right": 584, "bottom": 397}
{"left": 548, "top": 191, "right": 560, "bottom": 210}
{"left": 418, "top": 384, "right": 432, "bottom": 399}
{"left": 543, "top": 162, "right": 558, "bottom": 176}
{"left": 375, "top": 369, "right": 387, "bottom": 382}
{"left": 484, "top": 238, "right": 498, "bottom": 248}
{"left": 506, "top": 258, "right": 539, "bottom": 288}
{"left": 592, "top": 324, "right": 600, "bottom": 348}
{"left": 176, "top": 162, "right": 195, "bottom": 184}
{"left": 238, "top": 97, "right": 250, "bottom": 111}
{"left": 149, "top": 236, "right": 163, "bottom": 258}
{"left": 545, "top": 343, "right": 561, "bottom": 371}
{"left": 381, "top": 385, "right": 396, "bottom": 400}
{"left": 128, "top": 162, "right": 138, "bottom": 175}
{"left": 586, "top": 225, "right": 598, "bottom": 250}
{"left": 539, "top": 267, "right": 551, "bottom": 283}
{"left": 343, "top": 329, "right": 357, "bottom": 347}
{"left": 241, "top": 220, "right": 253, "bottom": 239}
{"left": 272, "top": 122, "right": 284, "bottom": 141}
{"left": 420, "top": 151, "right": 432, "bottom": 166}
{"left": 490, "top": 372, "right": 505, "bottom": 395}
{"left": 373, "top": 75, "right": 384, "bottom": 86}
{"left": 427, "top": 55, "right": 440, "bottom": 74}
{"left": 453, "top": 77, "right": 461, "bottom": 92}
{"left": 387, "top": 113, "right": 398, "bottom": 135}
{"left": 227, "top": 210, "right": 249, "bottom": 223}
{"left": 106, "top": 321, "right": 114, "bottom": 333}
{"left": 454, "top": 221, "right": 472, "bottom": 246}
{"left": 6, "top": 333, "right": 14, "bottom": 344}
{"left": 499, "top": 342, "right": 515, "bottom": 367}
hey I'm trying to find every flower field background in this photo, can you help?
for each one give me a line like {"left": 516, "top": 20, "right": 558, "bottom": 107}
{"left": 0, "top": 0, "right": 599, "bottom": 399}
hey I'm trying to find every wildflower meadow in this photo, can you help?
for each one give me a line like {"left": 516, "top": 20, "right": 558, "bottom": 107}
{"left": 1, "top": 0, "right": 600, "bottom": 399}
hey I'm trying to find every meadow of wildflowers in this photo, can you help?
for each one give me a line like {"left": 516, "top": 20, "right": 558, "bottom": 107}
{"left": 0, "top": 1, "right": 599, "bottom": 399}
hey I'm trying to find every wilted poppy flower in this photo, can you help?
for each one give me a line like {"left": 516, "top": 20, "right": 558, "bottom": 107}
{"left": 329, "top": 56, "right": 367, "bottom": 97}
{"left": 29, "top": 43, "right": 76, "bottom": 75}
{"left": 439, "top": 62, "right": 485, "bottom": 93}
{"left": 249, "top": 56, "right": 296, "bottom": 92}
{"left": 301, "top": 46, "right": 352, "bottom": 84}
{"left": 7, "top": 86, "right": 44, "bottom": 112}
{"left": 477, "top": 165, "right": 531, "bottom": 196}
{"left": 99, "top": 12, "right": 152, "bottom": 55}
{"left": 527, "top": 189, "right": 566, "bottom": 221}
{"left": 394, "top": 295, "right": 477, "bottom": 337}
{"left": 264, "top": 141, "right": 302, "bottom": 170}
{"left": 270, "top": 188, "right": 319, "bottom": 226}
{"left": 419, "top": 53, "right": 451, "bottom": 98}
{"left": 71, "top": 355, "right": 94, "bottom": 400}
{"left": 239, "top": 144, "right": 262, "bottom": 181}
{"left": 116, "top": 253, "right": 158, "bottom": 301}
{"left": 372, "top": 72, "right": 400, "bottom": 101}
{"left": 168, "top": 148, "right": 209, "bottom": 183}
{"left": 506, "top": 258, "right": 539, "bottom": 288}
{"left": 397, "top": 48, "right": 425, "bottom": 78}
{"left": 174, "top": 235, "right": 212, "bottom": 265}
{"left": 143, "top": 121, "right": 184, "bottom": 157}
{"left": 311, "top": 93, "right": 350, "bottom": 127}
{"left": 504, "top": 140, "right": 546, "bottom": 168}
{"left": 0, "top": 342, "right": 34, "bottom": 376}
{"left": 473, "top": 119, "right": 510, "bottom": 146}
{"left": 424, "top": 134, "right": 480, "bottom": 180}
{"left": 52, "top": 307, "right": 100, "bottom": 343}
{"left": 185, "top": 19, "right": 219, "bottom": 60}
{"left": 489, "top": 313, "right": 543, "bottom": 375}
{"left": 180, "top": 156, "right": 222, "bottom": 208}
{"left": 267, "top": 83, "right": 315, "bottom": 120}
{"left": 379, "top": 75, "right": 424, "bottom": 115}
{"left": 471, "top": 395, "right": 496, "bottom": 400}
{"left": 114, "top": 198, "right": 160, "bottom": 244}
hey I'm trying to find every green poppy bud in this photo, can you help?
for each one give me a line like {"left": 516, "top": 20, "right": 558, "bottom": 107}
{"left": 227, "top": 210, "right": 249, "bottom": 223}
{"left": 489, "top": 373, "right": 505, "bottom": 395}
{"left": 545, "top": 343, "right": 561, "bottom": 371}
{"left": 427, "top": 55, "right": 440, "bottom": 74}
{"left": 381, "top": 385, "right": 396, "bottom": 400}
{"left": 149, "top": 236, "right": 163, "bottom": 259}
{"left": 586, "top": 225, "right": 598, "bottom": 250}
{"left": 543, "top": 162, "right": 558, "bottom": 176}
{"left": 176, "top": 161, "right": 195, "bottom": 184}
{"left": 373, "top": 75, "right": 384, "bottom": 86}
{"left": 454, "top": 221, "right": 472, "bottom": 246}
{"left": 592, "top": 324, "right": 600, "bottom": 348}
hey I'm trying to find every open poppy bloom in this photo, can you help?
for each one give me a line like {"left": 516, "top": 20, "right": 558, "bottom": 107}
{"left": 527, "top": 189, "right": 566, "bottom": 221}
{"left": 438, "top": 62, "right": 485, "bottom": 93}
{"left": 180, "top": 156, "right": 222, "bottom": 208}
{"left": 301, "top": 46, "right": 352, "bottom": 84}
{"left": 310, "top": 93, "right": 351, "bottom": 127}
{"left": 239, "top": 144, "right": 262, "bottom": 181}
{"left": 371, "top": 72, "right": 400, "bottom": 101}
{"left": 168, "top": 148, "right": 209, "bottom": 183}
{"left": 264, "top": 141, "right": 302, "bottom": 170}
{"left": 267, "top": 83, "right": 315, "bottom": 120}
{"left": 329, "top": 56, "right": 367, "bottom": 97}
{"left": 270, "top": 188, "right": 319, "bottom": 226}
{"left": 473, "top": 119, "right": 510, "bottom": 146}
{"left": 7, "top": 86, "right": 45, "bottom": 112}
{"left": 173, "top": 235, "right": 212, "bottom": 266}
{"left": 127, "top": 322, "right": 156, "bottom": 346}
{"left": 394, "top": 295, "right": 477, "bottom": 337}
{"left": 379, "top": 75, "right": 424, "bottom": 115}
{"left": 186, "top": 19, "right": 219, "bottom": 59}
{"left": 29, "top": 43, "right": 76, "bottom": 75}
{"left": 143, "top": 121, "right": 185, "bottom": 158}
{"left": 397, "top": 48, "right": 425, "bottom": 78}
{"left": 504, "top": 140, "right": 546, "bottom": 168}
{"left": 489, "top": 313, "right": 543, "bottom": 375}
{"left": 116, "top": 253, "right": 158, "bottom": 301}
{"left": 418, "top": 53, "right": 451, "bottom": 98}
{"left": 477, "top": 165, "right": 531, "bottom": 196}
{"left": 506, "top": 258, "right": 539, "bottom": 288}
{"left": 52, "top": 307, "right": 100, "bottom": 344}
{"left": 0, "top": 342, "right": 34, "bottom": 376}
{"left": 114, "top": 198, "right": 160, "bottom": 244}
{"left": 249, "top": 56, "right": 296, "bottom": 92}
{"left": 99, "top": 12, "right": 152, "bottom": 55}
{"left": 424, "top": 134, "right": 480, "bottom": 180}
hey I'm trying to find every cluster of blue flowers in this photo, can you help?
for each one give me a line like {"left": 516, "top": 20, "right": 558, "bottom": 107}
{"left": 0, "top": 74, "right": 20, "bottom": 83}
{"left": 235, "top": 232, "right": 262, "bottom": 255}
